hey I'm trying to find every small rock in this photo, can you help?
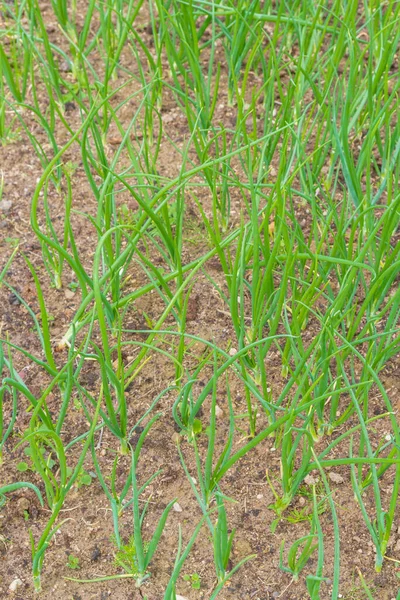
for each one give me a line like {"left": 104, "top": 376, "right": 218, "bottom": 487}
{"left": 229, "top": 348, "right": 237, "bottom": 356}
{"left": 215, "top": 404, "right": 224, "bottom": 418}
{"left": 64, "top": 102, "right": 76, "bottom": 113}
{"left": 298, "top": 496, "right": 306, "bottom": 506}
{"left": 0, "top": 200, "right": 12, "bottom": 212}
{"left": 176, "top": 596, "right": 189, "bottom": 600}
{"left": 9, "top": 579, "right": 23, "bottom": 592}
{"left": 64, "top": 288, "right": 75, "bottom": 300}
{"left": 256, "top": 494, "right": 263, "bottom": 500}
{"left": 8, "top": 293, "right": 21, "bottom": 306}
{"left": 393, "top": 538, "right": 400, "bottom": 553}
{"left": 173, "top": 502, "right": 183, "bottom": 513}
{"left": 59, "top": 60, "right": 72, "bottom": 72}
{"left": 328, "top": 472, "right": 344, "bottom": 484}
{"left": 90, "top": 545, "right": 101, "bottom": 562}
{"left": 304, "top": 474, "right": 319, "bottom": 486}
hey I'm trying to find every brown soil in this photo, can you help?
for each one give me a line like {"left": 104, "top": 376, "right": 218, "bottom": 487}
{"left": 1, "top": 3, "right": 400, "bottom": 600}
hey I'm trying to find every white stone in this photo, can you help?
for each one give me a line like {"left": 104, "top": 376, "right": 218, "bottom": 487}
{"left": 173, "top": 502, "right": 183, "bottom": 513}
{"left": 9, "top": 579, "right": 23, "bottom": 592}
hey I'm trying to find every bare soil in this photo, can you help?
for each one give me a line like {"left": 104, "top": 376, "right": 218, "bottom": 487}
{"left": 1, "top": 3, "right": 400, "bottom": 600}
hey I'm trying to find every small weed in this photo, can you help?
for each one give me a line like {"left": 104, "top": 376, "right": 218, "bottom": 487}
{"left": 5, "top": 237, "right": 19, "bottom": 247}
{"left": 183, "top": 572, "right": 201, "bottom": 590}
{"left": 76, "top": 470, "right": 93, "bottom": 488}
{"left": 66, "top": 555, "right": 80, "bottom": 570}
{"left": 17, "top": 461, "right": 31, "bottom": 472}
{"left": 113, "top": 536, "right": 142, "bottom": 579}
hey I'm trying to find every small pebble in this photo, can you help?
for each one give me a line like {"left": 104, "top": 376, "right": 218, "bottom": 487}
{"left": 9, "top": 578, "right": 23, "bottom": 592}
{"left": 229, "top": 347, "right": 237, "bottom": 356}
{"left": 59, "top": 60, "right": 72, "bottom": 72}
{"left": 215, "top": 404, "right": 224, "bottom": 418}
{"left": 0, "top": 200, "right": 13, "bottom": 212}
{"left": 64, "top": 101, "right": 76, "bottom": 113}
{"left": 173, "top": 502, "right": 183, "bottom": 513}
{"left": 91, "top": 546, "right": 101, "bottom": 562}
{"left": 8, "top": 293, "right": 21, "bottom": 306}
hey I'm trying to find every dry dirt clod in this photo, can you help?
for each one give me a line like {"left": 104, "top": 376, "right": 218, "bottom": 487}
{"left": 64, "top": 288, "right": 75, "bottom": 300}
{"left": 234, "top": 538, "right": 253, "bottom": 558}
{"left": 16, "top": 497, "right": 30, "bottom": 516}
{"left": 328, "top": 472, "right": 344, "bottom": 484}
{"left": 0, "top": 199, "right": 13, "bottom": 212}
{"left": 171, "top": 432, "right": 181, "bottom": 444}
{"left": 304, "top": 474, "right": 319, "bottom": 486}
